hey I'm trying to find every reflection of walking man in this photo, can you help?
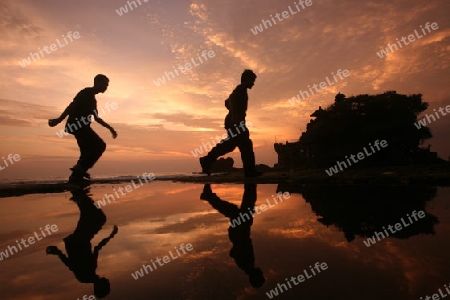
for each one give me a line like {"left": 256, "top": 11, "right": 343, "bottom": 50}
{"left": 48, "top": 74, "right": 117, "bottom": 182}
{"left": 46, "top": 187, "right": 118, "bottom": 298}
{"left": 200, "top": 183, "right": 265, "bottom": 288}
{"left": 200, "top": 70, "right": 262, "bottom": 178}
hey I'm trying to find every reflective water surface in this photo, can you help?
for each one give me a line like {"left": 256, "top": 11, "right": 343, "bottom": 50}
{"left": 0, "top": 181, "right": 449, "bottom": 299}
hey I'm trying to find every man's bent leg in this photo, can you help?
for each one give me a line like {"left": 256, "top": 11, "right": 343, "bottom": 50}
{"left": 237, "top": 132, "right": 255, "bottom": 171}
{"left": 208, "top": 135, "right": 237, "bottom": 160}
{"left": 237, "top": 131, "right": 261, "bottom": 177}
{"left": 200, "top": 134, "right": 237, "bottom": 175}
{"left": 69, "top": 132, "right": 91, "bottom": 181}
{"left": 74, "top": 131, "right": 91, "bottom": 171}
{"left": 84, "top": 129, "right": 106, "bottom": 170}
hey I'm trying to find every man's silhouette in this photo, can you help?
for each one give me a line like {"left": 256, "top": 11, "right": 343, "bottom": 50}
{"left": 46, "top": 186, "right": 118, "bottom": 298}
{"left": 48, "top": 74, "right": 117, "bottom": 182}
{"left": 200, "top": 183, "right": 265, "bottom": 288}
{"left": 199, "top": 70, "right": 262, "bottom": 178}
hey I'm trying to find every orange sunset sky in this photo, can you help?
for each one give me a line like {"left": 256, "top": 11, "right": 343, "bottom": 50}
{"left": 0, "top": 0, "right": 449, "bottom": 180}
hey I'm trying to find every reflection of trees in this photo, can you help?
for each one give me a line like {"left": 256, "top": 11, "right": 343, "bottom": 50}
{"left": 277, "top": 184, "right": 439, "bottom": 242}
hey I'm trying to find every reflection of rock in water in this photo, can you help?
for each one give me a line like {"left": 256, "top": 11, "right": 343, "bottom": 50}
{"left": 277, "top": 184, "right": 439, "bottom": 242}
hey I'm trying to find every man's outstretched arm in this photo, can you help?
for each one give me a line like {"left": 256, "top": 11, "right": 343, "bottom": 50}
{"left": 48, "top": 103, "right": 73, "bottom": 127}
{"left": 93, "top": 225, "right": 118, "bottom": 258}
{"left": 46, "top": 246, "right": 71, "bottom": 268}
{"left": 94, "top": 114, "right": 117, "bottom": 139}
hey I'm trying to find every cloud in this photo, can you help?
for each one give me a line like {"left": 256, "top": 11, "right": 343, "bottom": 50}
{"left": 0, "top": 115, "right": 33, "bottom": 127}
{"left": 0, "top": 99, "right": 55, "bottom": 127}
{"left": 147, "top": 112, "right": 223, "bottom": 129}
{"left": 0, "top": 1, "right": 42, "bottom": 44}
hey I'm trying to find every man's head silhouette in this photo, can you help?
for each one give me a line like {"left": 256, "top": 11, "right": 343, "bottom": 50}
{"left": 94, "top": 277, "right": 110, "bottom": 298}
{"left": 241, "top": 69, "right": 257, "bottom": 89}
{"left": 248, "top": 267, "right": 265, "bottom": 288}
{"left": 93, "top": 74, "right": 109, "bottom": 94}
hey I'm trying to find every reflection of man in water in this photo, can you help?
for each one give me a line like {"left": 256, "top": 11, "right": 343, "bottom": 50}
{"left": 200, "top": 183, "right": 265, "bottom": 288}
{"left": 46, "top": 187, "right": 118, "bottom": 298}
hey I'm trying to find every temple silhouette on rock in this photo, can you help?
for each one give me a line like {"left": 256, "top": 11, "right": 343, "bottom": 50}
{"left": 274, "top": 92, "right": 442, "bottom": 170}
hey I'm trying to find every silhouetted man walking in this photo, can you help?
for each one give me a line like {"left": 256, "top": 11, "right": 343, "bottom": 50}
{"left": 200, "top": 69, "right": 262, "bottom": 178}
{"left": 48, "top": 74, "right": 117, "bottom": 182}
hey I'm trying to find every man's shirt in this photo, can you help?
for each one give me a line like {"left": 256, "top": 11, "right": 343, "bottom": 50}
{"left": 225, "top": 84, "right": 248, "bottom": 128}
{"left": 65, "top": 88, "right": 97, "bottom": 134}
